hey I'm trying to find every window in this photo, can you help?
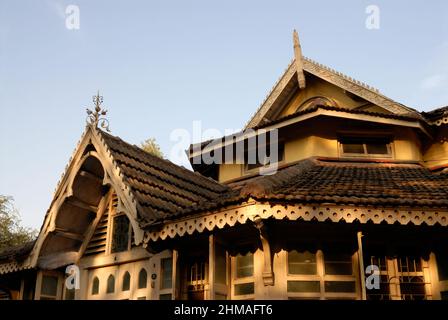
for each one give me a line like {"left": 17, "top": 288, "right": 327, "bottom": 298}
{"left": 287, "top": 281, "right": 320, "bottom": 293}
{"left": 40, "top": 275, "right": 59, "bottom": 300}
{"left": 186, "top": 260, "right": 207, "bottom": 294}
{"left": 64, "top": 288, "right": 75, "bottom": 300}
{"left": 234, "top": 283, "right": 254, "bottom": 295}
{"left": 398, "top": 257, "right": 427, "bottom": 300}
{"left": 159, "top": 294, "right": 172, "bottom": 300}
{"left": 324, "top": 253, "right": 353, "bottom": 275}
{"left": 236, "top": 253, "right": 254, "bottom": 278}
{"left": 286, "top": 249, "right": 356, "bottom": 299}
{"left": 339, "top": 137, "right": 392, "bottom": 158}
{"left": 122, "top": 272, "right": 130, "bottom": 291}
{"left": 365, "top": 255, "right": 431, "bottom": 300}
{"left": 92, "top": 277, "right": 100, "bottom": 295}
{"left": 288, "top": 251, "right": 317, "bottom": 275}
{"left": 215, "top": 243, "right": 227, "bottom": 285}
{"left": 106, "top": 275, "right": 115, "bottom": 294}
{"left": 111, "top": 214, "right": 130, "bottom": 253}
{"left": 365, "top": 256, "right": 390, "bottom": 300}
{"left": 138, "top": 269, "right": 148, "bottom": 289}
{"left": 233, "top": 253, "right": 255, "bottom": 297}
{"left": 160, "top": 258, "right": 173, "bottom": 289}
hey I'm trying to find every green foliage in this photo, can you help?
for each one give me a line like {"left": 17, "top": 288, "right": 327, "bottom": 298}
{"left": 0, "top": 196, "right": 37, "bottom": 252}
{"left": 140, "top": 137, "right": 164, "bottom": 158}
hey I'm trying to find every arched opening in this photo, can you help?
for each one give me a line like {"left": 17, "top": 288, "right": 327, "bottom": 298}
{"left": 138, "top": 268, "right": 147, "bottom": 289}
{"left": 40, "top": 150, "right": 107, "bottom": 256}
{"left": 295, "top": 96, "right": 338, "bottom": 112}
{"left": 106, "top": 275, "right": 115, "bottom": 294}
{"left": 91, "top": 277, "right": 100, "bottom": 295}
{"left": 122, "top": 272, "right": 131, "bottom": 291}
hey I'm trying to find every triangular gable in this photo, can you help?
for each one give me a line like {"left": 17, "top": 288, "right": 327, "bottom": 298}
{"left": 244, "top": 57, "right": 420, "bottom": 129}
{"left": 27, "top": 126, "right": 143, "bottom": 269}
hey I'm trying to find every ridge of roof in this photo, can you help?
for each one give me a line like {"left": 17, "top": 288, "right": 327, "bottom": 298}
{"left": 302, "top": 57, "right": 420, "bottom": 115}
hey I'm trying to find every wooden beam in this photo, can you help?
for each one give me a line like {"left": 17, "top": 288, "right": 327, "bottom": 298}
{"left": 254, "top": 217, "right": 274, "bottom": 286}
{"left": 78, "top": 170, "right": 103, "bottom": 183}
{"left": 293, "top": 29, "right": 306, "bottom": 89}
{"left": 37, "top": 251, "right": 78, "bottom": 269}
{"left": 52, "top": 228, "right": 84, "bottom": 242}
{"left": 66, "top": 197, "right": 98, "bottom": 212}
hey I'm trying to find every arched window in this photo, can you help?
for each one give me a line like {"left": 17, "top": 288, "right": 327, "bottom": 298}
{"left": 138, "top": 268, "right": 147, "bottom": 289}
{"left": 106, "top": 275, "right": 115, "bottom": 294}
{"left": 92, "top": 277, "right": 100, "bottom": 295}
{"left": 295, "top": 96, "right": 337, "bottom": 112}
{"left": 122, "top": 272, "right": 131, "bottom": 291}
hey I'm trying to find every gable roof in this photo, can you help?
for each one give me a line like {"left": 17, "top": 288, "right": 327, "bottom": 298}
{"left": 21, "top": 126, "right": 231, "bottom": 269}
{"left": 245, "top": 57, "right": 422, "bottom": 129}
{"left": 98, "top": 131, "right": 230, "bottom": 226}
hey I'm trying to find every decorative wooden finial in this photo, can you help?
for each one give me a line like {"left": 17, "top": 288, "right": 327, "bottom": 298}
{"left": 293, "top": 29, "right": 306, "bottom": 89}
{"left": 86, "top": 91, "right": 110, "bottom": 132}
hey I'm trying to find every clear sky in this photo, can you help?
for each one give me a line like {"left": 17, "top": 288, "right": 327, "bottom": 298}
{"left": 1, "top": 0, "right": 447, "bottom": 229}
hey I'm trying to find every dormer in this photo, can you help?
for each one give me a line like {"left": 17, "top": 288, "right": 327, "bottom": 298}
{"left": 188, "top": 32, "right": 431, "bottom": 183}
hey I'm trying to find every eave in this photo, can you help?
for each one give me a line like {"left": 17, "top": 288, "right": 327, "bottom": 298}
{"left": 188, "top": 106, "right": 432, "bottom": 160}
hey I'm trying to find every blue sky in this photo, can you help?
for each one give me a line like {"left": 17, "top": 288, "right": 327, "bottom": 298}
{"left": 1, "top": 0, "right": 447, "bottom": 229}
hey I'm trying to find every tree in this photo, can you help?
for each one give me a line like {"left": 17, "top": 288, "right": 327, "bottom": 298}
{"left": 140, "top": 137, "right": 164, "bottom": 158}
{"left": 0, "top": 196, "right": 37, "bottom": 252}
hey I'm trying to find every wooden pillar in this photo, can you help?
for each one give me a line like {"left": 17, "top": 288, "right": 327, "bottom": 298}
{"left": 208, "top": 235, "right": 215, "bottom": 300}
{"left": 254, "top": 217, "right": 274, "bottom": 286}
{"left": 429, "top": 252, "right": 441, "bottom": 300}
{"left": 357, "top": 231, "right": 367, "bottom": 300}
{"left": 172, "top": 249, "right": 179, "bottom": 300}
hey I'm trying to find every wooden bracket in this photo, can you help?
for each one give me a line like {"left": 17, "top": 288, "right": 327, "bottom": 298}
{"left": 254, "top": 217, "right": 274, "bottom": 286}
{"left": 66, "top": 197, "right": 98, "bottom": 212}
{"left": 52, "top": 228, "right": 84, "bottom": 242}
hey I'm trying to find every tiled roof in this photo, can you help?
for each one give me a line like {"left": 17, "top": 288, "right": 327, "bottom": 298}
{"left": 0, "top": 241, "right": 35, "bottom": 262}
{"left": 229, "top": 158, "right": 448, "bottom": 207}
{"left": 94, "top": 99, "right": 448, "bottom": 227}
{"left": 100, "top": 129, "right": 448, "bottom": 226}
{"left": 422, "top": 106, "right": 448, "bottom": 121}
{"left": 99, "top": 131, "right": 231, "bottom": 226}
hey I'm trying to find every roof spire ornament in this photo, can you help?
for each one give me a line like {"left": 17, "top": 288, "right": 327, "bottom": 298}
{"left": 293, "top": 29, "right": 306, "bottom": 89}
{"left": 86, "top": 91, "right": 110, "bottom": 132}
